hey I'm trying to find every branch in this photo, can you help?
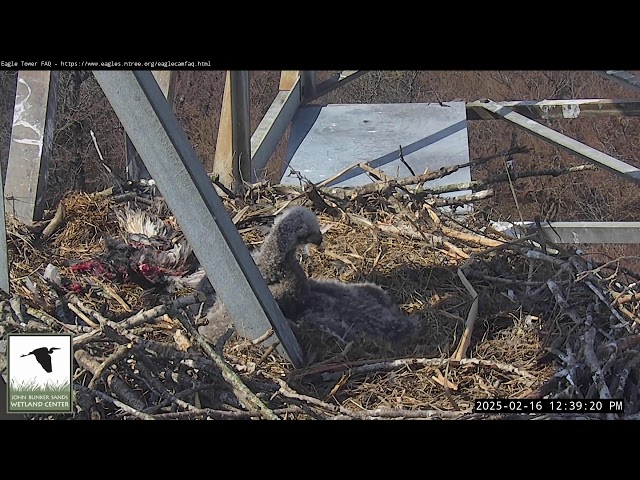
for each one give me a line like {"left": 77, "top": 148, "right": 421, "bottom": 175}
{"left": 173, "top": 310, "right": 280, "bottom": 420}
{"left": 74, "top": 384, "right": 154, "bottom": 420}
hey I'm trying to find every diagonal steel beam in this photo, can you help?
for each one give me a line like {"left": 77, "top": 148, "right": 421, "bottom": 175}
{"left": 596, "top": 70, "right": 640, "bottom": 92}
{"left": 93, "top": 71, "right": 304, "bottom": 367}
{"left": 467, "top": 99, "right": 640, "bottom": 120}
{"left": 480, "top": 100, "right": 640, "bottom": 185}
{"left": 307, "top": 70, "right": 369, "bottom": 102}
{"left": 250, "top": 79, "right": 301, "bottom": 179}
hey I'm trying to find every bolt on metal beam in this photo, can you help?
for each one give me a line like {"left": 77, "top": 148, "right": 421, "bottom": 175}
{"left": 93, "top": 70, "right": 304, "bottom": 367}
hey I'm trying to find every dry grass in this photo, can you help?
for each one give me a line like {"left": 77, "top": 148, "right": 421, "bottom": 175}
{"left": 2, "top": 180, "right": 639, "bottom": 420}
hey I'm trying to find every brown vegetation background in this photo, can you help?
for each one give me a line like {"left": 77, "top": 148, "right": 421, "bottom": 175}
{"left": 1, "top": 70, "right": 639, "bottom": 267}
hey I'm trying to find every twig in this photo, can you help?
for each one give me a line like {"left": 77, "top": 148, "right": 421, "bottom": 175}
{"left": 121, "top": 293, "right": 204, "bottom": 329}
{"left": 67, "top": 302, "right": 99, "bottom": 328}
{"left": 174, "top": 310, "right": 280, "bottom": 420}
{"left": 316, "top": 164, "right": 598, "bottom": 199}
{"left": 257, "top": 341, "right": 280, "bottom": 367}
{"left": 441, "top": 225, "right": 503, "bottom": 248}
{"left": 75, "top": 349, "right": 147, "bottom": 411}
{"left": 452, "top": 268, "right": 479, "bottom": 361}
{"left": 315, "top": 163, "right": 361, "bottom": 188}
{"left": 87, "top": 344, "right": 134, "bottom": 389}
{"left": 611, "top": 352, "right": 640, "bottom": 398}
{"left": 358, "top": 163, "right": 392, "bottom": 182}
{"left": 151, "top": 406, "right": 305, "bottom": 420}
{"left": 332, "top": 408, "right": 473, "bottom": 420}
{"left": 463, "top": 269, "right": 543, "bottom": 287}
{"left": 309, "top": 357, "right": 536, "bottom": 383}
{"left": 598, "top": 335, "right": 640, "bottom": 357}
{"left": 584, "top": 326, "right": 612, "bottom": 400}
{"left": 569, "top": 257, "right": 627, "bottom": 324}
{"left": 545, "top": 279, "right": 584, "bottom": 326}
{"left": 398, "top": 145, "right": 416, "bottom": 176}
{"left": 75, "top": 384, "right": 154, "bottom": 420}
{"left": 525, "top": 250, "right": 567, "bottom": 266}
{"left": 612, "top": 291, "right": 640, "bottom": 305}
{"left": 276, "top": 377, "right": 467, "bottom": 419}
{"left": 41, "top": 202, "right": 65, "bottom": 240}
{"left": 230, "top": 328, "right": 274, "bottom": 353}
{"left": 503, "top": 158, "right": 525, "bottom": 225}
{"left": 95, "top": 280, "right": 131, "bottom": 312}
{"left": 25, "top": 307, "right": 84, "bottom": 333}
{"left": 429, "top": 189, "right": 494, "bottom": 207}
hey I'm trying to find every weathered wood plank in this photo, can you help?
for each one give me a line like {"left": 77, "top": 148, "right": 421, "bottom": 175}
{"left": 93, "top": 71, "right": 304, "bottom": 367}
{"left": 212, "top": 71, "right": 233, "bottom": 188}
{"left": 250, "top": 80, "right": 301, "bottom": 179}
{"left": 479, "top": 100, "right": 640, "bottom": 184}
{"left": 467, "top": 98, "right": 640, "bottom": 120}
{"left": 212, "top": 71, "right": 251, "bottom": 192}
{"left": 125, "top": 71, "right": 176, "bottom": 180}
{"left": 279, "top": 71, "right": 299, "bottom": 91}
{"left": 4, "top": 71, "right": 58, "bottom": 224}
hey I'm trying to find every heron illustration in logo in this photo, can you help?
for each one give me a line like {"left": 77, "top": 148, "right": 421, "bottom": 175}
{"left": 21, "top": 347, "right": 61, "bottom": 373}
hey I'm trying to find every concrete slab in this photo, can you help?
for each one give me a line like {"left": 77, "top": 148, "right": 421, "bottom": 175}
{"left": 282, "top": 102, "right": 471, "bottom": 195}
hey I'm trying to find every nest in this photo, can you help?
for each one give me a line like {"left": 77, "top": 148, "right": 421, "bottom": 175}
{"left": 2, "top": 179, "right": 640, "bottom": 420}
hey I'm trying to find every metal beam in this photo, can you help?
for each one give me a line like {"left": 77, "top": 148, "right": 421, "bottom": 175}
{"left": 4, "top": 71, "right": 58, "bottom": 224}
{"left": 93, "top": 71, "right": 304, "bottom": 368}
{"left": 522, "top": 221, "right": 640, "bottom": 244}
{"left": 300, "top": 71, "right": 316, "bottom": 101}
{"left": 250, "top": 79, "right": 301, "bottom": 179}
{"left": 467, "top": 98, "right": 640, "bottom": 120}
{"left": 308, "top": 70, "right": 369, "bottom": 102}
{"left": 596, "top": 70, "right": 640, "bottom": 92}
{"left": 230, "top": 71, "right": 251, "bottom": 189}
{"left": 0, "top": 160, "right": 9, "bottom": 294}
{"left": 126, "top": 71, "right": 176, "bottom": 181}
{"left": 213, "top": 71, "right": 252, "bottom": 192}
{"left": 479, "top": 100, "right": 640, "bottom": 185}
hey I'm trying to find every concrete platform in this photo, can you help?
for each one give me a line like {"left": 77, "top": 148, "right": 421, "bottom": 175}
{"left": 282, "top": 102, "right": 471, "bottom": 195}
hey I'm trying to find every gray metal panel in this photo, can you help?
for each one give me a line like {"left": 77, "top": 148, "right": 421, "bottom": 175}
{"left": 282, "top": 102, "right": 471, "bottom": 194}
{"left": 126, "top": 71, "right": 176, "bottom": 181}
{"left": 93, "top": 71, "right": 304, "bottom": 367}
{"left": 536, "top": 221, "right": 640, "bottom": 244}
{"left": 4, "top": 71, "right": 58, "bottom": 224}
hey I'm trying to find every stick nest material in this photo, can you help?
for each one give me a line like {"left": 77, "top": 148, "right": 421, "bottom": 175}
{"left": 2, "top": 180, "right": 640, "bottom": 420}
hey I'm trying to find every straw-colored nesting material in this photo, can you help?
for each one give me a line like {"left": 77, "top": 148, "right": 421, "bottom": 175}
{"left": 2, "top": 183, "right": 639, "bottom": 419}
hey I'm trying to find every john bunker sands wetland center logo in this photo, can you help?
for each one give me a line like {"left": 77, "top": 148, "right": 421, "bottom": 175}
{"left": 6, "top": 333, "right": 73, "bottom": 414}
